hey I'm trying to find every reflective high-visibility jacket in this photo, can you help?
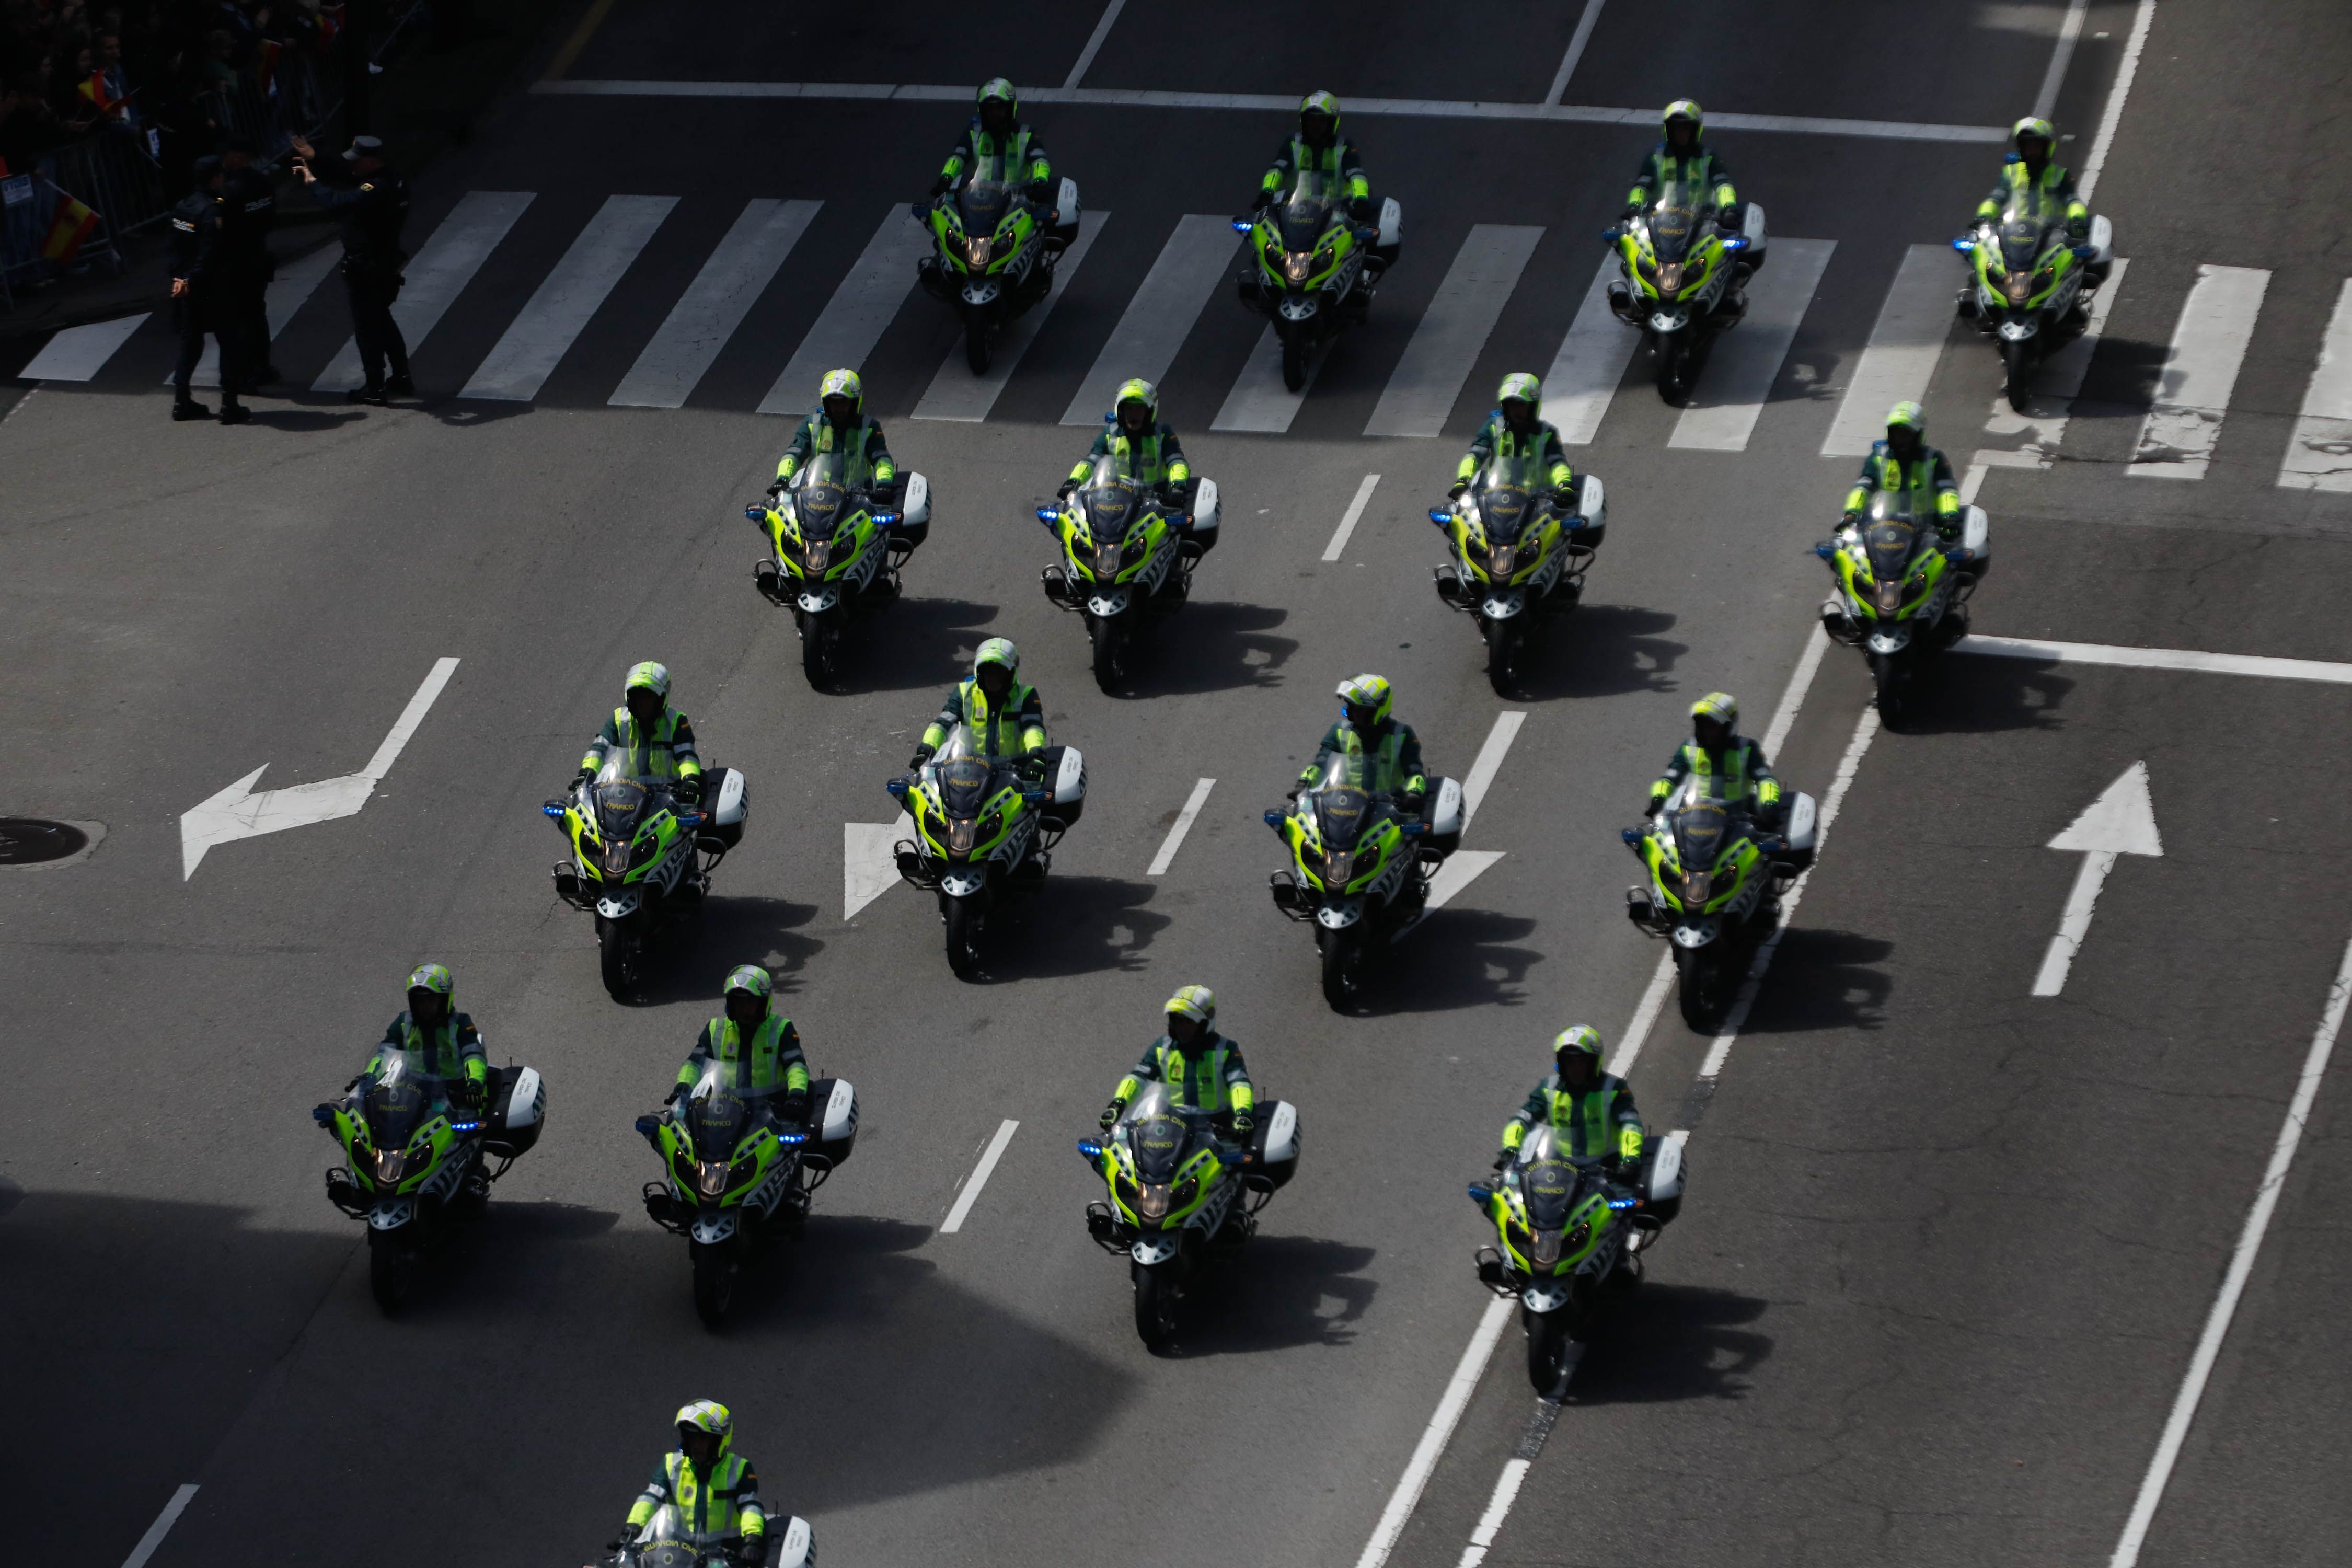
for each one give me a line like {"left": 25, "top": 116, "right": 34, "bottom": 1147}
{"left": 1628, "top": 141, "right": 1736, "bottom": 214}
{"left": 922, "top": 679, "right": 1046, "bottom": 758}
{"left": 1842, "top": 441, "right": 1962, "bottom": 527}
{"left": 582, "top": 705, "right": 702, "bottom": 784}
{"left": 675, "top": 1016, "right": 810, "bottom": 1102}
{"left": 1975, "top": 156, "right": 2089, "bottom": 228}
{"left": 776, "top": 412, "right": 895, "bottom": 489}
{"left": 1261, "top": 134, "right": 1370, "bottom": 202}
{"left": 1115, "top": 1033, "right": 1255, "bottom": 1118}
{"left": 627, "top": 1451, "right": 766, "bottom": 1546}
{"left": 1300, "top": 719, "right": 1427, "bottom": 798}
{"left": 1457, "top": 413, "right": 1574, "bottom": 488}
{"left": 1501, "top": 1070, "right": 1644, "bottom": 1163}
{"left": 1070, "top": 421, "right": 1190, "bottom": 488}
{"left": 367, "top": 1010, "right": 488, "bottom": 1094}
{"left": 1649, "top": 735, "right": 1782, "bottom": 816}
{"left": 941, "top": 121, "right": 1051, "bottom": 191}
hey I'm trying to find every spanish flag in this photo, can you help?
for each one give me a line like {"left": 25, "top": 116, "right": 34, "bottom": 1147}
{"left": 42, "top": 192, "right": 101, "bottom": 265}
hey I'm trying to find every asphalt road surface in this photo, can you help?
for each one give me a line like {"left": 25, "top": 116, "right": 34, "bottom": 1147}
{"left": 6, "top": 2, "right": 2350, "bottom": 1566}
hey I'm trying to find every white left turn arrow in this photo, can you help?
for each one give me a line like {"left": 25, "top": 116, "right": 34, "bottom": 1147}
{"left": 180, "top": 658, "right": 460, "bottom": 879}
{"left": 2032, "top": 760, "right": 2163, "bottom": 996}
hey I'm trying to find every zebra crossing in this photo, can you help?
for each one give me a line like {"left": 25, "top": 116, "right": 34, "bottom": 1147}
{"left": 19, "top": 185, "right": 2352, "bottom": 495}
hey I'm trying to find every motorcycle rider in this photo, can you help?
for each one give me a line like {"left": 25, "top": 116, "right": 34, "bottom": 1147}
{"left": 1256, "top": 89, "right": 1375, "bottom": 224}
{"left": 1625, "top": 99, "right": 1740, "bottom": 229}
{"left": 1099, "top": 985, "right": 1256, "bottom": 1139}
{"left": 669, "top": 965, "right": 811, "bottom": 1124}
{"left": 1060, "top": 377, "right": 1194, "bottom": 503}
{"left": 919, "top": 77, "right": 1053, "bottom": 216}
{"left": 364, "top": 962, "right": 489, "bottom": 1110}
{"left": 575, "top": 662, "right": 707, "bottom": 805}
{"left": 1296, "top": 674, "right": 1428, "bottom": 813}
{"left": 1492, "top": 1026, "right": 1644, "bottom": 1185}
{"left": 1645, "top": 691, "right": 1784, "bottom": 826}
{"left": 770, "top": 369, "right": 897, "bottom": 498}
{"left": 619, "top": 1400, "right": 768, "bottom": 1564}
{"left": 1840, "top": 401, "right": 1962, "bottom": 537}
{"left": 910, "top": 638, "right": 1047, "bottom": 769}
{"left": 1448, "top": 372, "right": 1576, "bottom": 501}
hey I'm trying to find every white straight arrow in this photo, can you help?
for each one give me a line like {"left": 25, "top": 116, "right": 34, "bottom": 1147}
{"left": 180, "top": 659, "right": 460, "bottom": 880}
{"left": 2032, "top": 760, "right": 2162, "bottom": 996}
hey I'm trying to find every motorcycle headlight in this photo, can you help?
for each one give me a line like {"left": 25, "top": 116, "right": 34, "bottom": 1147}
{"left": 1655, "top": 262, "right": 1684, "bottom": 295}
{"left": 964, "top": 234, "right": 993, "bottom": 269}
{"left": 1283, "top": 251, "right": 1314, "bottom": 285}
{"left": 1321, "top": 848, "right": 1356, "bottom": 887}
{"left": 1531, "top": 1228, "right": 1564, "bottom": 1267}
{"left": 628, "top": 833, "right": 661, "bottom": 869}
{"left": 373, "top": 1147, "right": 408, "bottom": 1186}
{"left": 1488, "top": 543, "right": 1518, "bottom": 579}
{"left": 803, "top": 537, "right": 832, "bottom": 573}
{"left": 1139, "top": 1183, "right": 1172, "bottom": 1222}
{"left": 696, "top": 1160, "right": 731, "bottom": 1201}
{"left": 1564, "top": 1218, "right": 1593, "bottom": 1254}
{"left": 1679, "top": 869, "right": 1712, "bottom": 910}
{"left": 1874, "top": 579, "right": 1906, "bottom": 615}
{"left": 1093, "top": 541, "right": 1123, "bottom": 580}
{"left": 947, "top": 817, "right": 977, "bottom": 860}
{"left": 602, "top": 837, "right": 634, "bottom": 877}
{"left": 2003, "top": 273, "right": 2033, "bottom": 304}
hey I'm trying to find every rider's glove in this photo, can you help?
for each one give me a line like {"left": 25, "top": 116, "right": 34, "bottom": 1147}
{"left": 1055, "top": 480, "right": 1077, "bottom": 502}
{"left": 1401, "top": 790, "right": 1426, "bottom": 816}
{"left": 781, "top": 1089, "right": 810, "bottom": 1125}
{"left": 459, "top": 1076, "right": 486, "bottom": 1111}
{"left": 726, "top": 1536, "right": 763, "bottom": 1568}
{"left": 1348, "top": 195, "right": 1376, "bottom": 223}
{"left": 1025, "top": 179, "right": 1053, "bottom": 205}
{"left": 909, "top": 745, "right": 935, "bottom": 770}
{"left": 1643, "top": 798, "right": 1664, "bottom": 820}
{"left": 909, "top": 199, "right": 930, "bottom": 224}
{"left": 2067, "top": 217, "right": 2090, "bottom": 244}
{"left": 663, "top": 1083, "right": 685, "bottom": 1106}
{"left": 1229, "top": 1111, "right": 1254, "bottom": 1136}
{"left": 1284, "top": 785, "right": 1302, "bottom": 803}
{"left": 1098, "top": 1100, "right": 1124, "bottom": 1132}
{"left": 674, "top": 776, "right": 703, "bottom": 806}
{"left": 1621, "top": 200, "right": 1644, "bottom": 221}
{"left": 571, "top": 767, "right": 595, "bottom": 792}
{"left": 1491, "top": 1149, "right": 1515, "bottom": 1172}
{"left": 1446, "top": 480, "right": 1468, "bottom": 500}
{"left": 1252, "top": 189, "right": 1275, "bottom": 213}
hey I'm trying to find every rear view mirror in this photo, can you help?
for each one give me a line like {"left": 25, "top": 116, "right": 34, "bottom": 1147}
{"left": 1600, "top": 227, "right": 1621, "bottom": 243}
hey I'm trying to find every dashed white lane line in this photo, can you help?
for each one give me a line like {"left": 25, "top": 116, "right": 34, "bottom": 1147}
{"left": 1543, "top": 0, "right": 1607, "bottom": 106}
{"left": 1322, "top": 474, "right": 1382, "bottom": 562}
{"left": 1351, "top": 1292, "right": 1517, "bottom": 1568}
{"left": 2079, "top": 0, "right": 2158, "bottom": 202}
{"left": 1458, "top": 711, "right": 1526, "bottom": 827}
{"left": 939, "top": 1119, "right": 1019, "bottom": 1235}
{"left": 1955, "top": 635, "right": 2352, "bottom": 685}
{"left": 122, "top": 1484, "right": 199, "bottom": 1568}
{"left": 2032, "top": 0, "right": 2092, "bottom": 120}
{"left": 1063, "top": 0, "right": 1125, "bottom": 88}
{"left": 1146, "top": 778, "right": 1216, "bottom": 876}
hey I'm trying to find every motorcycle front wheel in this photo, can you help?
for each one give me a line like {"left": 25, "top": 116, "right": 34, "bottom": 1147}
{"left": 1278, "top": 318, "right": 1309, "bottom": 392}
{"left": 801, "top": 614, "right": 840, "bottom": 690}
{"left": 964, "top": 305, "right": 994, "bottom": 374}
{"left": 1654, "top": 333, "right": 1692, "bottom": 403}
{"left": 1871, "top": 649, "right": 1906, "bottom": 730}
{"left": 368, "top": 1226, "right": 415, "bottom": 1313}
{"left": 690, "top": 1239, "right": 736, "bottom": 1328}
{"left": 1482, "top": 616, "right": 1522, "bottom": 696}
{"left": 1133, "top": 1260, "right": 1180, "bottom": 1354}
{"left": 1525, "top": 1305, "right": 1575, "bottom": 1395}
{"left": 2002, "top": 335, "right": 2037, "bottom": 412}
{"left": 596, "top": 916, "right": 632, "bottom": 1000}
{"left": 943, "top": 895, "right": 981, "bottom": 978}
{"left": 1318, "top": 925, "right": 1362, "bottom": 1011}
{"left": 1090, "top": 614, "right": 1126, "bottom": 693}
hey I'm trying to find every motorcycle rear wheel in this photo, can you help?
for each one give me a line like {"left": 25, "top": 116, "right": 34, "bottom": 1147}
{"left": 1279, "top": 321, "right": 1309, "bottom": 393}
{"left": 597, "top": 918, "right": 632, "bottom": 1000}
{"left": 1525, "top": 1306, "right": 1575, "bottom": 1396}
{"left": 1871, "top": 650, "right": 1906, "bottom": 730}
{"left": 1133, "top": 1262, "right": 1180, "bottom": 1354}
{"left": 1483, "top": 617, "right": 1522, "bottom": 695}
{"left": 368, "top": 1227, "right": 415, "bottom": 1313}
{"left": 691, "top": 1240, "right": 736, "bottom": 1328}
{"left": 2002, "top": 336, "right": 2036, "bottom": 412}
{"left": 1318, "top": 926, "right": 1362, "bottom": 1011}
{"left": 943, "top": 896, "right": 980, "bottom": 978}
{"left": 1090, "top": 615, "right": 1126, "bottom": 693}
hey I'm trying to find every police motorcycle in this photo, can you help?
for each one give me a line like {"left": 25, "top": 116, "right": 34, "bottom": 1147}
{"left": 917, "top": 169, "right": 1082, "bottom": 374}
{"left": 1233, "top": 169, "right": 1402, "bottom": 391}
{"left": 1037, "top": 455, "right": 1223, "bottom": 692}
{"left": 1604, "top": 178, "right": 1767, "bottom": 401}
{"left": 634, "top": 1062, "right": 859, "bottom": 1327}
{"left": 1266, "top": 748, "right": 1465, "bottom": 1010}
{"left": 1077, "top": 1082, "right": 1301, "bottom": 1353}
{"left": 545, "top": 755, "right": 750, "bottom": 1000}
{"left": 1956, "top": 196, "right": 2113, "bottom": 411}
{"left": 1467, "top": 1124, "right": 1686, "bottom": 1393}
{"left": 1430, "top": 452, "right": 1607, "bottom": 694}
{"left": 747, "top": 452, "right": 932, "bottom": 690}
{"left": 606, "top": 1503, "right": 815, "bottom": 1568}
{"left": 886, "top": 723, "right": 1087, "bottom": 978}
{"left": 1815, "top": 488, "right": 1991, "bottom": 728}
{"left": 1623, "top": 778, "right": 1818, "bottom": 1028}
{"left": 315, "top": 1043, "right": 547, "bottom": 1312}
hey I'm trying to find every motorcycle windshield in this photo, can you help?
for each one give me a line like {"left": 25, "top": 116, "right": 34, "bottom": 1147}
{"left": 1521, "top": 1158, "right": 1577, "bottom": 1232}
{"left": 1997, "top": 194, "right": 2050, "bottom": 272}
{"left": 1277, "top": 175, "right": 1340, "bottom": 252}
{"left": 1313, "top": 785, "right": 1375, "bottom": 850}
{"left": 361, "top": 1046, "right": 436, "bottom": 1149}
{"left": 1861, "top": 494, "right": 1921, "bottom": 581}
{"left": 632, "top": 1505, "right": 716, "bottom": 1557}
{"left": 1081, "top": 474, "right": 1142, "bottom": 541}
{"left": 1671, "top": 800, "right": 1732, "bottom": 871}
{"left": 1646, "top": 181, "right": 1702, "bottom": 263}
{"left": 937, "top": 757, "right": 992, "bottom": 817}
{"left": 959, "top": 179, "right": 1013, "bottom": 235}
{"left": 1474, "top": 454, "right": 1544, "bottom": 544}
{"left": 682, "top": 1074, "right": 756, "bottom": 1164}
{"left": 794, "top": 452, "right": 850, "bottom": 534}
{"left": 1125, "top": 1085, "right": 1198, "bottom": 1185}
{"left": 591, "top": 775, "right": 650, "bottom": 840}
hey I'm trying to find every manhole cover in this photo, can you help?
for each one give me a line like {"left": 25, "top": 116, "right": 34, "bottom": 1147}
{"left": 0, "top": 818, "right": 89, "bottom": 866}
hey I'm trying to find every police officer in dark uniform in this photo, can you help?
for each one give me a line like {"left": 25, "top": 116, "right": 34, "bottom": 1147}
{"left": 218, "top": 133, "right": 279, "bottom": 387}
{"left": 169, "top": 156, "right": 251, "bottom": 425}
{"left": 290, "top": 133, "right": 412, "bottom": 405}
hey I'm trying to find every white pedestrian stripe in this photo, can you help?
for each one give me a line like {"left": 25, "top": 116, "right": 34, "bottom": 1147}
{"left": 610, "top": 198, "right": 821, "bottom": 409}
{"left": 2277, "top": 276, "right": 2352, "bottom": 492}
{"left": 1212, "top": 323, "right": 1321, "bottom": 433}
{"left": 759, "top": 210, "right": 931, "bottom": 417}
{"left": 1666, "top": 238, "right": 1835, "bottom": 452}
{"left": 939, "top": 1119, "right": 1019, "bottom": 1234}
{"left": 1976, "top": 256, "right": 2130, "bottom": 465}
{"left": 314, "top": 190, "right": 535, "bottom": 393}
{"left": 180, "top": 243, "right": 342, "bottom": 387}
{"left": 1061, "top": 214, "right": 1236, "bottom": 425}
{"left": 1321, "top": 472, "right": 1381, "bottom": 562}
{"left": 914, "top": 210, "right": 1109, "bottom": 422}
{"left": 2131, "top": 262, "right": 2269, "bottom": 480}
{"left": 1365, "top": 224, "right": 1544, "bottom": 438}
{"left": 463, "top": 194, "right": 674, "bottom": 401}
{"left": 121, "top": 1484, "right": 200, "bottom": 1568}
{"left": 1820, "top": 243, "right": 1957, "bottom": 456}
{"left": 23, "top": 313, "right": 147, "bottom": 381}
{"left": 1145, "top": 777, "right": 1216, "bottom": 875}
{"left": 1540, "top": 256, "right": 1639, "bottom": 445}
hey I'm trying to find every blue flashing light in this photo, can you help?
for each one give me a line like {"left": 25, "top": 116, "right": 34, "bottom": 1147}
{"left": 1951, "top": 236, "right": 1976, "bottom": 252}
{"left": 1607, "top": 1197, "right": 1638, "bottom": 1210}
{"left": 745, "top": 505, "right": 765, "bottom": 522}
{"left": 1036, "top": 506, "right": 1060, "bottom": 523}
{"left": 1428, "top": 507, "right": 1452, "bottom": 524}
{"left": 777, "top": 1131, "right": 809, "bottom": 1145}
{"left": 542, "top": 803, "right": 566, "bottom": 818}
{"left": 1230, "top": 218, "right": 1254, "bottom": 234}
{"left": 1467, "top": 1183, "right": 1494, "bottom": 1205}
{"left": 1078, "top": 1138, "right": 1105, "bottom": 1159}
{"left": 635, "top": 1115, "right": 661, "bottom": 1137}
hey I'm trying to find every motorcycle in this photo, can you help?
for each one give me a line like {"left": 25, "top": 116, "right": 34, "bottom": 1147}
{"left": 748, "top": 452, "right": 932, "bottom": 690}
{"left": 1623, "top": 780, "right": 1818, "bottom": 1028}
{"left": 1037, "top": 456, "right": 1223, "bottom": 691}
{"left": 1815, "top": 489, "right": 1991, "bottom": 728}
{"left": 886, "top": 724, "right": 1087, "bottom": 977}
{"left": 1956, "top": 202, "right": 2113, "bottom": 411}
{"left": 316, "top": 1043, "right": 546, "bottom": 1311}
{"left": 608, "top": 1503, "right": 815, "bottom": 1568}
{"left": 1266, "top": 749, "right": 1464, "bottom": 1010}
{"left": 917, "top": 172, "right": 1082, "bottom": 373}
{"left": 1604, "top": 181, "right": 1768, "bottom": 401}
{"left": 1077, "top": 1083, "right": 1300, "bottom": 1353}
{"left": 1467, "top": 1126, "right": 1686, "bottom": 1393}
{"left": 1233, "top": 172, "right": 1402, "bottom": 391}
{"left": 1430, "top": 453, "right": 1607, "bottom": 694}
{"left": 546, "top": 756, "right": 749, "bottom": 1000}
{"left": 635, "top": 1066, "right": 859, "bottom": 1328}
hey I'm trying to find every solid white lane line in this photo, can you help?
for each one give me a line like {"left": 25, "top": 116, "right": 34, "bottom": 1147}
{"left": 1541, "top": 255, "right": 1640, "bottom": 445}
{"left": 758, "top": 210, "right": 931, "bottom": 417}
{"left": 1459, "top": 711, "right": 1527, "bottom": 829}
{"left": 122, "top": 1484, "right": 199, "bottom": 1568}
{"left": 1667, "top": 238, "right": 1835, "bottom": 452}
{"left": 2130, "top": 263, "right": 2269, "bottom": 479}
{"left": 1212, "top": 322, "right": 1319, "bottom": 433}
{"left": 914, "top": 210, "right": 1109, "bottom": 421}
{"left": 1820, "top": 243, "right": 1957, "bottom": 457}
{"left": 1321, "top": 474, "right": 1382, "bottom": 562}
{"left": 534, "top": 81, "right": 2008, "bottom": 142}
{"left": 314, "top": 190, "right": 535, "bottom": 393}
{"left": 1365, "top": 224, "right": 1545, "bottom": 438}
{"left": 2032, "top": 0, "right": 2092, "bottom": 119}
{"left": 939, "top": 1119, "right": 1019, "bottom": 1234}
{"left": 1062, "top": 214, "right": 1238, "bottom": 424}
{"left": 2108, "top": 923, "right": 2352, "bottom": 1567}
{"left": 1063, "top": 0, "right": 1126, "bottom": 89}
{"left": 463, "top": 194, "right": 675, "bottom": 400}
{"left": 2277, "top": 277, "right": 2352, "bottom": 492}
{"left": 611, "top": 198, "right": 821, "bottom": 408}
{"left": 1760, "top": 627, "right": 1831, "bottom": 758}
{"left": 180, "top": 243, "right": 342, "bottom": 387}
{"left": 22, "top": 313, "right": 148, "bottom": 381}
{"left": 1955, "top": 634, "right": 2352, "bottom": 684}
{"left": 1352, "top": 1294, "right": 1516, "bottom": 1568}
{"left": 2079, "top": 0, "right": 2157, "bottom": 201}
{"left": 1981, "top": 255, "right": 2131, "bottom": 454}
{"left": 1543, "top": 0, "right": 1607, "bottom": 106}
{"left": 1146, "top": 778, "right": 1216, "bottom": 876}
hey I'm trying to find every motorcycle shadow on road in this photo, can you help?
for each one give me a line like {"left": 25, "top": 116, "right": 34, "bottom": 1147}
{"left": 1363, "top": 908, "right": 1542, "bottom": 1014}
{"left": 1564, "top": 1283, "right": 1772, "bottom": 1405}
{"left": 1152, "top": 1234, "right": 1379, "bottom": 1358}
{"left": 627, "top": 894, "right": 823, "bottom": 1005}
{"left": 824, "top": 596, "right": 1002, "bottom": 696}
{"left": 1733, "top": 928, "right": 1894, "bottom": 1034}
{"left": 972, "top": 875, "right": 1170, "bottom": 982}
{"left": 1896, "top": 654, "right": 2073, "bottom": 734}
{"left": 1509, "top": 604, "right": 1685, "bottom": 703}
{"left": 1119, "top": 601, "right": 1297, "bottom": 698}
